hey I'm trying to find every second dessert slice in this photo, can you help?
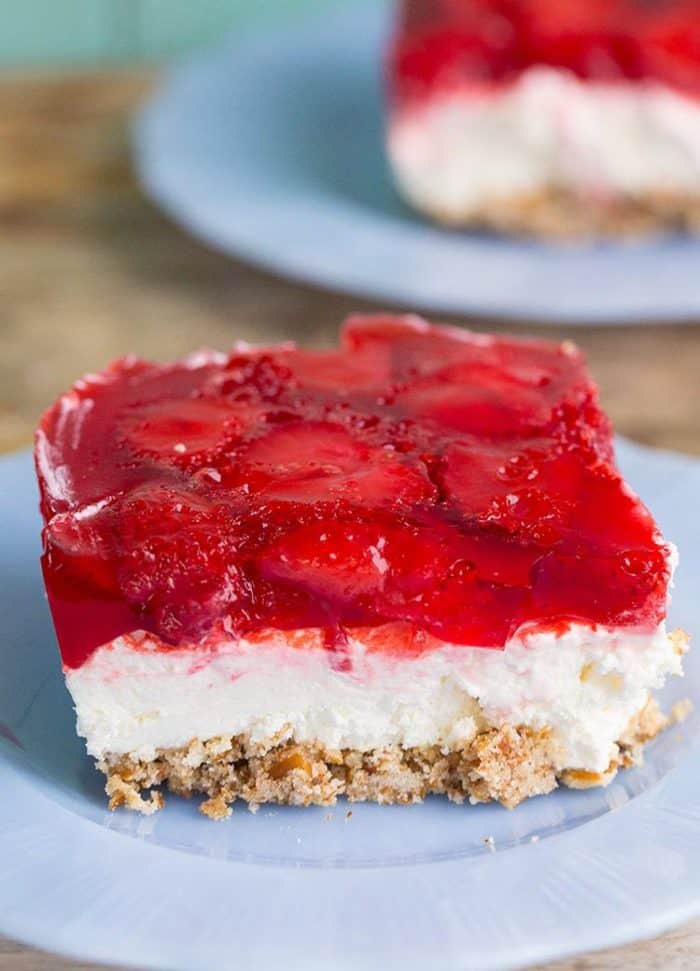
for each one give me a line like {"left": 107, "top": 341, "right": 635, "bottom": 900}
{"left": 387, "top": 0, "right": 700, "bottom": 237}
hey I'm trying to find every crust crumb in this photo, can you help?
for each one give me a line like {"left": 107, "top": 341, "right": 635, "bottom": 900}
{"left": 105, "top": 773, "right": 164, "bottom": 815}
{"left": 670, "top": 629, "right": 690, "bottom": 657}
{"left": 671, "top": 698, "right": 694, "bottom": 724}
{"left": 200, "top": 794, "right": 232, "bottom": 821}
{"left": 468, "top": 725, "right": 557, "bottom": 808}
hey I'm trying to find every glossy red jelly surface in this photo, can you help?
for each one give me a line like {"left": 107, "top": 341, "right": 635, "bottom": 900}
{"left": 35, "top": 316, "right": 670, "bottom": 669}
{"left": 389, "top": 0, "right": 700, "bottom": 106}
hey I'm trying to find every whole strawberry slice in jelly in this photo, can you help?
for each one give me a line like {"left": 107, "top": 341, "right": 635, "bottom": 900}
{"left": 531, "top": 545, "right": 669, "bottom": 630}
{"left": 442, "top": 441, "right": 585, "bottom": 544}
{"left": 443, "top": 439, "right": 663, "bottom": 554}
{"left": 342, "top": 314, "right": 479, "bottom": 380}
{"left": 396, "top": 369, "right": 555, "bottom": 437}
{"left": 237, "top": 421, "right": 436, "bottom": 507}
{"left": 260, "top": 520, "right": 394, "bottom": 608}
{"left": 259, "top": 517, "right": 464, "bottom": 630}
{"left": 284, "top": 340, "right": 392, "bottom": 393}
{"left": 115, "top": 484, "right": 248, "bottom": 643}
{"left": 120, "top": 398, "right": 261, "bottom": 466}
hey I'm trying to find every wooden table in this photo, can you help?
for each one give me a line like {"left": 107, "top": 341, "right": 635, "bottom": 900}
{"left": 1, "top": 69, "right": 699, "bottom": 970}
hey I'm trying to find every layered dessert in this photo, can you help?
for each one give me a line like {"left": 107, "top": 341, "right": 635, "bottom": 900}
{"left": 387, "top": 0, "right": 700, "bottom": 237}
{"left": 35, "top": 315, "right": 687, "bottom": 817}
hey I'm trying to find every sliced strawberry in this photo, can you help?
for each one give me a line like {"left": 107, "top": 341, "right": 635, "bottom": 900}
{"left": 284, "top": 345, "right": 392, "bottom": 393}
{"left": 562, "top": 462, "right": 667, "bottom": 555}
{"left": 444, "top": 440, "right": 650, "bottom": 553}
{"left": 442, "top": 441, "right": 582, "bottom": 541}
{"left": 453, "top": 532, "right": 542, "bottom": 586}
{"left": 531, "top": 547, "right": 668, "bottom": 629}
{"left": 259, "top": 521, "right": 392, "bottom": 607}
{"left": 344, "top": 314, "right": 480, "bottom": 384}
{"left": 374, "top": 519, "right": 536, "bottom": 641}
{"left": 260, "top": 517, "right": 467, "bottom": 618}
{"left": 119, "top": 398, "right": 257, "bottom": 464}
{"left": 417, "top": 579, "right": 530, "bottom": 646}
{"left": 115, "top": 484, "right": 247, "bottom": 642}
{"left": 397, "top": 379, "right": 553, "bottom": 437}
{"left": 446, "top": 436, "right": 664, "bottom": 563}
{"left": 43, "top": 506, "right": 119, "bottom": 599}
{"left": 237, "top": 421, "right": 435, "bottom": 506}
{"left": 240, "top": 421, "right": 365, "bottom": 479}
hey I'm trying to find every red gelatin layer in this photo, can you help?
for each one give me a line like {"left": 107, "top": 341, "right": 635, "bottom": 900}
{"left": 35, "top": 315, "right": 671, "bottom": 669}
{"left": 389, "top": 0, "right": 700, "bottom": 107}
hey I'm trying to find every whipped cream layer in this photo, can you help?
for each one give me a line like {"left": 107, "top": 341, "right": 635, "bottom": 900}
{"left": 67, "top": 623, "right": 684, "bottom": 774}
{"left": 388, "top": 67, "right": 700, "bottom": 217}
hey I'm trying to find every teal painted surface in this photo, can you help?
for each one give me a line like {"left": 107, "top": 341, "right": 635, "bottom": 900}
{"left": 138, "top": 0, "right": 319, "bottom": 59}
{"left": 0, "top": 0, "right": 322, "bottom": 66}
{"left": 0, "top": 1, "right": 114, "bottom": 65}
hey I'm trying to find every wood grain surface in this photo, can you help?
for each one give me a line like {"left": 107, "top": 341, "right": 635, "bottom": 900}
{"left": 1, "top": 69, "right": 699, "bottom": 970}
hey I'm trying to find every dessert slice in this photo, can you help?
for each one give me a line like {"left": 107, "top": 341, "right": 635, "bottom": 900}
{"left": 35, "top": 315, "right": 687, "bottom": 817}
{"left": 387, "top": 0, "right": 700, "bottom": 237}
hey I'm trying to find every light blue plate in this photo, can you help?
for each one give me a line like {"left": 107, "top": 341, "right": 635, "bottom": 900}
{"left": 1, "top": 439, "right": 699, "bottom": 970}
{"left": 134, "top": 2, "right": 700, "bottom": 324}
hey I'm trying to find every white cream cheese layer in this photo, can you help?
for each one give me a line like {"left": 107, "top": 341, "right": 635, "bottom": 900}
{"left": 66, "top": 622, "right": 684, "bottom": 773}
{"left": 388, "top": 67, "right": 700, "bottom": 216}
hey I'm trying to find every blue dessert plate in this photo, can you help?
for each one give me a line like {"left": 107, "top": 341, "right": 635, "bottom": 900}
{"left": 1, "top": 438, "right": 699, "bottom": 970}
{"left": 134, "top": 1, "right": 700, "bottom": 324}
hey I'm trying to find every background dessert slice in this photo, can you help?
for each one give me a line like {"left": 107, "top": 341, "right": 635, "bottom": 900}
{"left": 35, "top": 315, "right": 688, "bottom": 816}
{"left": 386, "top": 0, "right": 700, "bottom": 237}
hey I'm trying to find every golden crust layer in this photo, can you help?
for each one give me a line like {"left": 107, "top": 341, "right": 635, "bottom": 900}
{"left": 100, "top": 698, "right": 668, "bottom": 820}
{"left": 407, "top": 187, "right": 700, "bottom": 240}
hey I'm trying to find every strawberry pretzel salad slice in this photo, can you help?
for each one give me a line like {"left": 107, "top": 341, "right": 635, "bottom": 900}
{"left": 35, "top": 315, "right": 688, "bottom": 817}
{"left": 386, "top": 0, "right": 700, "bottom": 237}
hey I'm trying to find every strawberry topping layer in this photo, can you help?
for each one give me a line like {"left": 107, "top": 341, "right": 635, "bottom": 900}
{"left": 35, "top": 315, "right": 671, "bottom": 669}
{"left": 389, "top": 0, "right": 700, "bottom": 106}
